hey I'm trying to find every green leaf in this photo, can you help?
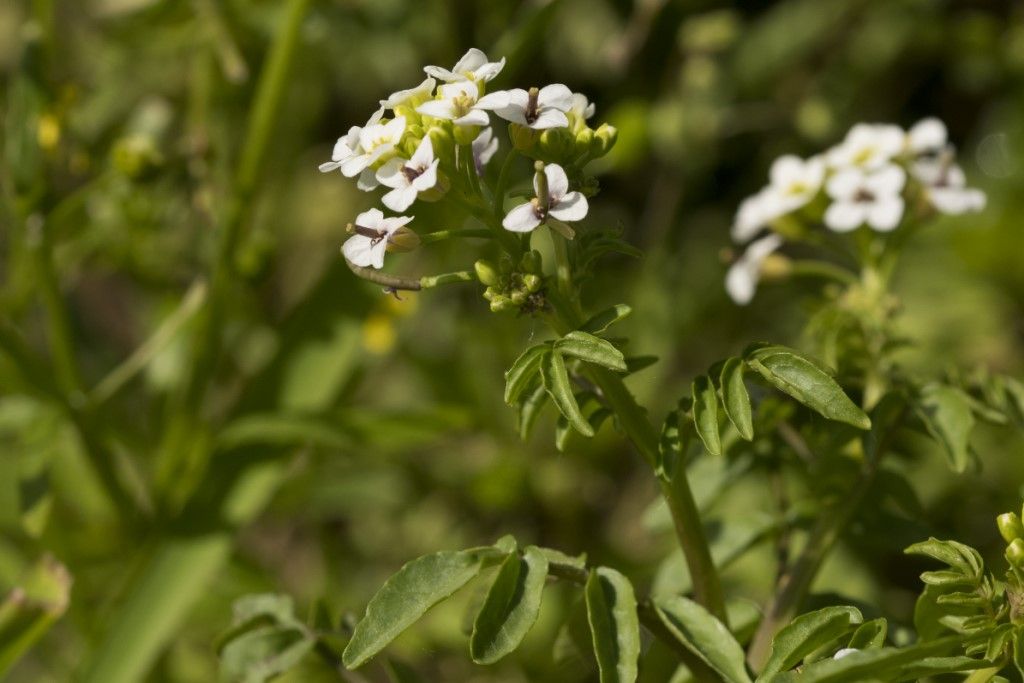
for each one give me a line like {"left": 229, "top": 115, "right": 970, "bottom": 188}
{"left": 581, "top": 304, "right": 632, "bottom": 335}
{"left": 342, "top": 549, "right": 497, "bottom": 668}
{"left": 847, "top": 618, "right": 887, "bottom": 650}
{"left": 535, "top": 546, "right": 587, "bottom": 573}
{"left": 904, "top": 538, "right": 983, "bottom": 579}
{"left": 720, "top": 358, "right": 754, "bottom": 441}
{"left": 219, "top": 625, "right": 315, "bottom": 683}
{"left": 914, "top": 384, "right": 975, "bottom": 473}
{"left": 541, "top": 351, "right": 594, "bottom": 437}
{"left": 745, "top": 345, "right": 870, "bottom": 430}
{"left": 517, "top": 381, "right": 548, "bottom": 440}
{"left": 0, "top": 555, "right": 71, "bottom": 678}
{"left": 556, "top": 331, "right": 627, "bottom": 372}
{"left": 470, "top": 546, "right": 549, "bottom": 664}
{"left": 692, "top": 375, "right": 722, "bottom": 455}
{"left": 652, "top": 596, "right": 752, "bottom": 683}
{"left": 624, "top": 355, "right": 659, "bottom": 375}
{"left": 585, "top": 567, "right": 640, "bottom": 683}
{"left": 1013, "top": 627, "right": 1024, "bottom": 678}
{"left": 771, "top": 647, "right": 987, "bottom": 683}
{"left": 505, "top": 345, "right": 550, "bottom": 405}
{"left": 758, "top": 606, "right": 863, "bottom": 679}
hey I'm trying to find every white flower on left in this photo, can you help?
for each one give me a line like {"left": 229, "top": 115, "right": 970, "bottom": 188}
{"left": 318, "top": 112, "right": 405, "bottom": 190}
{"left": 731, "top": 155, "right": 824, "bottom": 242}
{"left": 375, "top": 137, "right": 440, "bottom": 212}
{"left": 726, "top": 234, "right": 783, "bottom": 305}
{"left": 424, "top": 48, "right": 505, "bottom": 84}
{"left": 827, "top": 123, "right": 905, "bottom": 170}
{"left": 503, "top": 164, "right": 588, "bottom": 233}
{"left": 417, "top": 81, "right": 496, "bottom": 127}
{"left": 342, "top": 208, "right": 413, "bottom": 269}
{"left": 824, "top": 164, "right": 906, "bottom": 232}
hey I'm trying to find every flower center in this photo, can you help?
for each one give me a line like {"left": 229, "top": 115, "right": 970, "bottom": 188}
{"left": 353, "top": 223, "right": 388, "bottom": 246}
{"left": 530, "top": 196, "right": 547, "bottom": 218}
{"left": 852, "top": 147, "right": 875, "bottom": 166}
{"left": 525, "top": 87, "right": 540, "bottom": 124}
{"left": 853, "top": 188, "right": 875, "bottom": 203}
{"left": 401, "top": 165, "right": 423, "bottom": 183}
{"left": 452, "top": 93, "right": 474, "bottom": 117}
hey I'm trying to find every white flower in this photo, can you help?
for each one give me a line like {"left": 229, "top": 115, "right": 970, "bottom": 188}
{"left": 502, "top": 163, "right": 588, "bottom": 233}
{"left": 726, "top": 234, "right": 783, "bottom": 305}
{"left": 907, "top": 117, "right": 947, "bottom": 155}
{"left": 380, "top": 77, "right": 436, "bottom": 110}
{"left": 827, "top": 123, "right": 905, "bottom": 170}
{"left": 375, "top": 137, "right": 440, "bottom": 212}
{"left": 833, "top": 649, "right": 859, "bottom": 660}
{"left": 424, "top": 48, "right": 505, "bottom": 83}
{"left": 824, "top": 164, "right": 906, "bottom": 232}
{"left": 913, "top": 159, "right": 986, "bottom": 215}
{"left": 342, "top": 208, "right": 413, "bottom": 269}
{"left": 570, "top": 93, "right": 595, "bottom": 120}
{"left": 731, "top": 156, "right": 824, "bottom": 242}
{"left": 320, "top": 114, "right": 406, "bottom": 188}
{"left": 478, "top": 84, "right": 573, "bottom": 130}
{"left": 417, "top": 81, "right": 494, "bottom": 127}
{"left": 731, "top": 189, "right": 776, "bottom": 243}
{"left": 472, "top": 127, "right": 499, "bottom": 176}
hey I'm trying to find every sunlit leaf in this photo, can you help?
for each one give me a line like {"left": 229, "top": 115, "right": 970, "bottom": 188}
{"left": 652, "top": 595, "right": 752, "bottom": 683}
{"left": 470, "top": 546, "right": 549, "bottom": 664}
{"left": 585, "top": 567, "right": 640, "bottom": 683}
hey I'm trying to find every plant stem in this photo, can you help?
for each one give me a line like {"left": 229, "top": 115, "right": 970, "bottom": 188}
{"left": 419, "top": 228, "right": 491, "bottom": 243}
{"left": 545, "top": 288, "right": 728, "bottom": 625}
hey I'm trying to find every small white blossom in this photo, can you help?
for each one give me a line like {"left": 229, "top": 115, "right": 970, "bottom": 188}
{"left": 731, "top": 189, "right": 776, "bottom": 243}
{"left": 375, "top": 137, "right": 440, "bottom": 212}
{"left": 342, "top": 208, "right": 413, "bottom": 269}
{"left": 472, "top": 127, "right": 499, "bottom": 176}
{"left": 827, "top": 123, "right": 905, "bottom": 170}
{"left": 380, "top": 77, "right": 436, "bottom": 110}
{"left": 907, "top": 117, "right": 947, "bottom": 155}
{"left": 726, "top": 234, "right": 783, "bottom": 305}
{"left": 320, "top": 114, "right": 406, "bottom": 188}
{"left": 479, "top": 84, "right": 573, "bottom": 130}
{"left": 913, "top": 159, "right": 986, "bottom": 215}
{"left": 417, "top": 81, "right": 494, "bottom": 127}
{"left": 824, "top": 164, "right": 906, "bottom": 232}
{"left": 731, "top": 156, "right": 824, "bottom": 242}
{"left": 570, "top": 93, "right": 596, "bottom": 120}
{"left": 502, "top": 163, "right": 588, "bottom": 233}
{"left": 833, "top": 649, "right": 858, "bottom": 660}
{"left": 424, "top": 48, "right": 505, "bottom": 84}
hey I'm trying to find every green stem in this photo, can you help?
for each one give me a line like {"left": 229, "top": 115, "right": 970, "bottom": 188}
{"left": 420, "top": 270, "right": 475, "bottom": 288}
{"left": 419, "top": 228, "right": 491, "bottom": 243}
{"left": 549, "top": 229, "right": 577, "bottom": 314}
{"left": 27, "top": 225, "right": 82, "bottom": 395}
{"left": 492, "top": 150, "right": 517, "bottom": 219}
{"left": 546, "top": 289, "right": 728, "bottom": 625}
{"left": 787, "top": 260, "right": 858, "bottom": 286}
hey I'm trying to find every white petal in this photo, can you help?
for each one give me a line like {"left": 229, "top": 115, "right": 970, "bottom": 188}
{"left": 908, "top": 117, "right": 947, "bottom": 153}
{"left": 543, "top": 164, "right": 570, "bottom": 199}
{"left": 731, "top": 192, "right": 768, "bottom": 242}
{"left": 319, "top": 161, "right": 342, "bottom": 173}
{"left": 357, "top": 167, "right": 379, "bottom": 191}
{"left": 382, "top": 185, "right": 418, "bottom": 212}
{"left": 412, "top": 159, "right": 440, "bottom": 191}
{"left": 439, "top": 80, "right": 478, "bottom": 100}
{"left": 867, "top": 197, "right": 904, "bottom": 231}
{"left": 475, "top": 90, "right": 512, "bottom": 111}
{"left": 769, "top": 155, "right": 805, "bottom": 188}
{"left": 473, "top": 57, "right": 505, "bottom": 82}
{"left": 549, "top": 192, "right": 589, "bottom": 222}
{"left": 529, "top": 109, "right": 569, "bottom": 129}
{"left": 381, "top": 116, "right": 406, "bottom": 140}
{"left": 375, "top": 157, "right": 408, "bottom": 189}
{"left": 825, "top": 168, "right": 864, "bottom": 200}
{"left": 874, "top": 124, "right": 906, "bottom": 158}
{"left": 410, "top": 136, "right": 434, "bottom": 168}
{"left": 726, "top": 235, "right": 782, "bottom": 306}
{"left": 930, "top": 187, "right": 986, "bottom": 214}
{"left": 356, "top": 208, "right": 385, "bottom": 229}
{"left": 423, "top": 65, "right": 458, "bottom": 82}
{"left": 865, "top": 164, "right": 906, "bottom": 196}
{"left": 453, "top": 48, "right": 487, "bottom": 75}
{"left": 537, "top": 84, "right": 573, "bottom": 112}
{"left": 380, "top": 215, "right": 414, "bottom": 235}
{"left": 824, "top": 201, "right": 868, "bottom": 232}
{"left": 416, "top": 99, "right": 457, "bottom": 120}
{"left": 454, "top": 109, "right": 490, "bottom": 127}
{"left": 340, "top": 154, "right": 371, "bottom": 178}
{"left": 342, "top": 235, "right": 387, "bottom": 269}
{"left": 473, "top": 128, "right": 498, "bottom": 172}
{"left": 502, "top": 202, "right": 542, "bottom": 232}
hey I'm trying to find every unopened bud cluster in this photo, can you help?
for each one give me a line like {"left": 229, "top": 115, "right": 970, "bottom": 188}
{"left": 476, "top": 251, "right": 544, "bottom": 313}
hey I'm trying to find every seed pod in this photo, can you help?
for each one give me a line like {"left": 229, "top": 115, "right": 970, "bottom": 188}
{"left": 999, "top": 513, "right": 1024, "bottom": 544}
{"left": 386, "top": 226, "right": 421, "bottom": 253}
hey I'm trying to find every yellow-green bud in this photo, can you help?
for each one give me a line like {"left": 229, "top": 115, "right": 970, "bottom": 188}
{"left": 999, "top": 513, "right": 1024, "bottom": 544}
{"left": 520, "top": 250, "right": 542, "bottom": 274}
{"left": 539, "top": 128, "right": 573, "bottom": 161}
{"left": 386, "top": 226, "right": 421, "bottom": 253}
{"left": 593, "top": 123, "right": 618, "bottom": 156}
{"left": 1008, "top": 539, "right": 1024, "bottom": 569}
{"left": 428, "top": 126, "right": 454, "bottom": 156}
{"left": 575, "top": 127, "right": 595, "bottom": 153}
{"left": 510, "top": 290, "right": 527, "bottom": 305}
{"left": 490, "top": 296, "right": 516, "bottom": 313}
{"left": 522, "top": 273, "right": 542, "bottom": 292}
{"left": 509, "top": 123, "right": 539, "bottom": 152}
{"left": 475, "top": 260, "right": 501, "bottom": 287}
{"left": 453, "top": 124, "right": 478, "bottom": 146}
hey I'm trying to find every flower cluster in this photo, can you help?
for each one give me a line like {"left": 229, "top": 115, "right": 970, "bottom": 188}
{"left": 319, "top": 48, "right": 616, "bottom": 271}
{"left": 727, "top": 119, "right": 986, "bottom": 304}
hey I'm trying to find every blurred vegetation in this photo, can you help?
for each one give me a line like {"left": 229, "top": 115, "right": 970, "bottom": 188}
{"left": 1, "top": 0, "right": 1024, "bottom": 680}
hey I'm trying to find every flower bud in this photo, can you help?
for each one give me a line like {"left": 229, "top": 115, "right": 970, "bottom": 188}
{"left": 520, "top": 250, "right": 542, "bottom": 274}
{"left": 999, "top": 513, "right": 1024, "bottom": 544}
{"left": 490, "top": 296, "right": 516, "bottom": 313}
{"left": 474, "top": 260, "right": 501, "bottom": 287}
{"left": 510, "top": 290, "right": 527, "bottom": 305}
{"left": 428, "top": 126, "right": 454, "bottom": 157}
{"left": 453, "top": 123, "right": 479, "bottom": 147}
{"left": 386, "top": 226, "right": 420, "bottom": 253}
{"left": 1008, "top": 539, "right": 1024, "bottom": 569}
{"left": 575, "top": 127, "right": 595, "bottom": 154}
{"left": 538, "top": 128, "right": 573, "bottom": 162}
{"left": 522, "top": 273, "right": 542, "bottom": 292}
{"left": 593, "top": 123, "right": 618, "bottom": 157}
{"left": 509, "top": 123, "right": 539, "bottom": 153}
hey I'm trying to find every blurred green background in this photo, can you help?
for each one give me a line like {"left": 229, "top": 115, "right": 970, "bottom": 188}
{"left": 2, "top": 0, "right": 1024, "bottom": 680}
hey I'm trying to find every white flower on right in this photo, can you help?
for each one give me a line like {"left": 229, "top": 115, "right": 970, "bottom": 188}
{"left": 480, "top": 85, "right": 573, "bottom": 130}
{"left": 906, "top": 117, "right": 947, "bottom": 155}
{"left": 424, "top": 48, "right": 505, "bottom": 84}
{"left": 417, "top": 81, "right": 494, "bottom": 127}
{"left": 726, "top": 234, "right": 784, "bottom": 305}
{"left": 570, "top": 93, "right": 595, "bottom": 120}
{"left": 375, "top": 136, "right": 439, "bottom": 212}
{"left": 913, "top": 158, "right": 986, "bottom": 215}
{"left": 502, "top": 164, "right": 588, "bottom": 233}
{"left": 472, "top": 127, "right": 499, "bottom": 176}
{"left": 824, "top": 164, "right": 906, "bottom": 232}
{"left": 827, "top": 123, "right": 905, "bottom": 170}
{"left": 342, "top": 208, "right": 413, "bottom": 270}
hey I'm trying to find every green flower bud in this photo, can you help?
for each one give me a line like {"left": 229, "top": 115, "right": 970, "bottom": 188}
{"left": 490, "top": 296, "right": 516, "bottom": 313}
{"left": 575, "top": 127, "right": 595, "bottom": 154}
{"left": 538, "top": 128, "right": 573, "bottom": 162}
{"left": 510, "top": 290, "right": 527, "bottom": 305}
{"left": 593, "top": 123, "right": 618, "bottom": 157}
{"left": 522, "top": 273, "right": 542, "bottom": 292}
{"left": 386, "top": 226, "right": 420, "bottom": 253}
{"left": 509, "top": 123, "right": 539, "bottom": 153}
{"left": 428, "top": 126, "right": 454, "bottom": 156}
{"left": 520, "top": 250, "right": 542, "bottom": 274}
{"left": 453, "top": 124, "right": 479, "bottom": 146}
{"left": 475, "top": 260, "right": 501, "bottom": 287}
{"left": 1008, "top": 539, "right": 1024, "bottom": 569}
{"left": 999, "top": 513, "right": 1024, "bottom": 544}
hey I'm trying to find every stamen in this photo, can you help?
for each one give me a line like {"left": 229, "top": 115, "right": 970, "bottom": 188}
{"left": 525, "top": 87, "right": 540, "bottom": 124}
{"left": 353, "top": 223, "right": 388, "bottom": 246}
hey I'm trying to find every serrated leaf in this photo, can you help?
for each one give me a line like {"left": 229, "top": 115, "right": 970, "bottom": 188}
{"left": 692, "top": 375, "right": 722, "bottom": 455}
{"left": 758, "top": 606, "right": 863, "bottom": 679}
{"left": 470, "top": 546, "right": 549, "bottom": 664}
{"left": 914, "top": 384, "right": 975, "bottom": 473}
{"left": 581, "top": 305, "right": 632, "bottom": 335}
{"left": 218, "top": 625, "right": 316, "bottom": 683}
{"left": 624, "top": 355, "right": 658, "bottom": 375}
{"left": 904, "top": 538, "right": 983, "bottom": 578}
{"left": 342, "top": 549, "right": 495, "bottom": 668}
{"left": 720, "top": 358, "right": 754, "bottom": 441}
{"left": 541, "top": 351, "right": 594, "bottom": 437}
{"left": 556, "top": 331, "right": 627, "bottom": 372}
{"left": 505, "top": 345, "right": 549, "bottom": 405}
{"left": 745, "top": 345, "right": 870, "bottom": 430}
{"left": 653, "top": 596, "right": 752, "bottom": 683}
{"left": 585, "top": 567, "right": 640, "bottom": 683}
{"left": 517, "top": 382, "right": 548, "bottom": 440}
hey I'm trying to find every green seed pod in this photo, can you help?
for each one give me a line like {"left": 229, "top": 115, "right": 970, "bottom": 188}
{"left": 522, "top": 273, "right": 542, "bottom": 292}
{"left": 1007, "top": 538, "right": 1024, "bottom": 569}
{"left": 999, "top": 513, "right": 1024, "bottom": 544}
{"left": 520, "top": 250, "right": 542, "bottom": 274}
{"left": 475, "top": 260, "right": 501, "bottom": 287}
{"left": 386, "top": 226, "right": 420, "bottom": 253}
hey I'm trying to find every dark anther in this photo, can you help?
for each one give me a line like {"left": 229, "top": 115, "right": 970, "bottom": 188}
{"left": 401, "top": 165, "right": 423, "bottom": 183}
{"left": 354, "top": 223, "right": 388, "bottom": 246}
